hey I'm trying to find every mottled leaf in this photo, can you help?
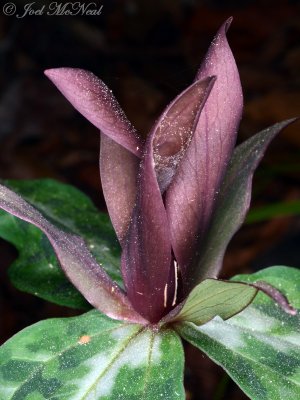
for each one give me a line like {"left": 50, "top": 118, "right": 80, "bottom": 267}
{"left": 193, "top": 119, "right": 296, "bottom": 282}
{"left": 176, "top": 266, "right": 300, "bottom": 400}
{"left": 0, "top": 179, "right": 122, "bottom": 309}
{"left": 0, "top": 310, "right": 185, "bottom": 400}
{"left": 170, "top": 279, "right": 257, "bottom": 325}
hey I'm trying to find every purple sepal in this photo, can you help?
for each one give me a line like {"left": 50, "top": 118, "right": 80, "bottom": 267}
{"left": 0, "top": 184, "right": 147, "bottom": 324}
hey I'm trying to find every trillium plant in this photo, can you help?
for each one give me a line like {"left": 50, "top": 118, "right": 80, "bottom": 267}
{"left": 0, "top": 18, "right": 299, "bottom": 400}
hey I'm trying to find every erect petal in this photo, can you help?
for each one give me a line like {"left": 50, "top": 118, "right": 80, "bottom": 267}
{"left": 100, "top": 135, "right": 139, "bottom": 244}
{"left": 191, "top": 119, "right": 297, "bottom": 284}
{"left": 153, "top": 77, "right": 216, "bottom": 192}
{"left": 44, "top": 68, "right": 143, "bottom": 157}
{"left": 165, "top": 18, "right": 243, "bottom": 287}
{"left": 121, "top": 77, "right": 216, "bottom": 322}
{"left": 0, "top": 184, "right": 146, "bottom": 324}
{"left": 121, "top": 135, "right": 174, "bottom": 322}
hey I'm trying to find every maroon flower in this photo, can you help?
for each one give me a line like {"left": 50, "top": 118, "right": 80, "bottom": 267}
{"left": 0, "top": 19, "right": 294, "bottom": 324}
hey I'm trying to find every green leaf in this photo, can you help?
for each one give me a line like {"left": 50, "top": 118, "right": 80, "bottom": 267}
{"left": 0, "top": 179, "right": 122, "bottom": 309}
{"left": 176, "top": 266, "right": 300, "bottom": 400}
{"left": 0, "top": 310, "right": 184, "bottom": 400}
{"left": 246, "top": 200, "right": 300, "bottom": 224}
{"left": 171, "top": 279, "right": 257, "bottom": 325}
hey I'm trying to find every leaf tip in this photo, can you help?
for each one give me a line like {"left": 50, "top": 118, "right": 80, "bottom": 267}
{"left": 254, "top": 281, "right": 298, "bottom": 316}
{"left": 224, "top": 16, "right": 233, "bottom": 32}
{"left": 44, "top": 68, "right": 62, "bottom": 80}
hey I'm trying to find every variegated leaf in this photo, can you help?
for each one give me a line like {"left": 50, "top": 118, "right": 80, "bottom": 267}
{"left": 176, "top": 266, "right": 300, "bottom": 400}
{"left": 0, "top": 310, "right": 184, "bottom": 400}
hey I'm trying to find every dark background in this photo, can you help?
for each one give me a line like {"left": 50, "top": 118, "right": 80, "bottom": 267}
{"left": 0, "top": 0, "right": 299, "bottom": 399}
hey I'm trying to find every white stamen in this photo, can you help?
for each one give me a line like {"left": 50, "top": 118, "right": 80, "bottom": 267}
{"left": 172, "top": 261, "right": 178, "bottom": 306}
{"left": 137, "top": 291, "right": 143, "bottom": 295}
{"left": 164, "top": 284, "right": 168, "bottom": 308}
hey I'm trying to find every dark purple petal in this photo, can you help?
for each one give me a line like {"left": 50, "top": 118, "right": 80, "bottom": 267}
{"left": 0, "top": 184, "right": 146, "bottom": 324}
{"left": 152, "top": 77, "right": 216, "bottom": 192}
{"left": 165, "top": 18, "right": 243, "bottom": 286}
{"left": 192, "top": 119, "right": 297, "bottom": 284}
{"left": 121, "top": 138, "right": 174, "bottom": 323}
{"left": 44, "top": 68, "right": 143, "bottom": 157}
{"left": 100, "top": 135, "right": 139, "bottom": 244}
{"left": 121, "top": 77, "right": 216, "bottom": 322}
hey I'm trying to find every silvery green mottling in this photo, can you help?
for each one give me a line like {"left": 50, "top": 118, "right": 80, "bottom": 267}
{"left": 0, "top": 311, "right": 184, "bottom": 399}
{"left": 177, "top": 267, "right": 300, "bottom": 400}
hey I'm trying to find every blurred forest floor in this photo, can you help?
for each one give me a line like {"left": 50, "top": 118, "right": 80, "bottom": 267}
{"left": 0, "top": 1, "right": 299, "bottom": 399}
